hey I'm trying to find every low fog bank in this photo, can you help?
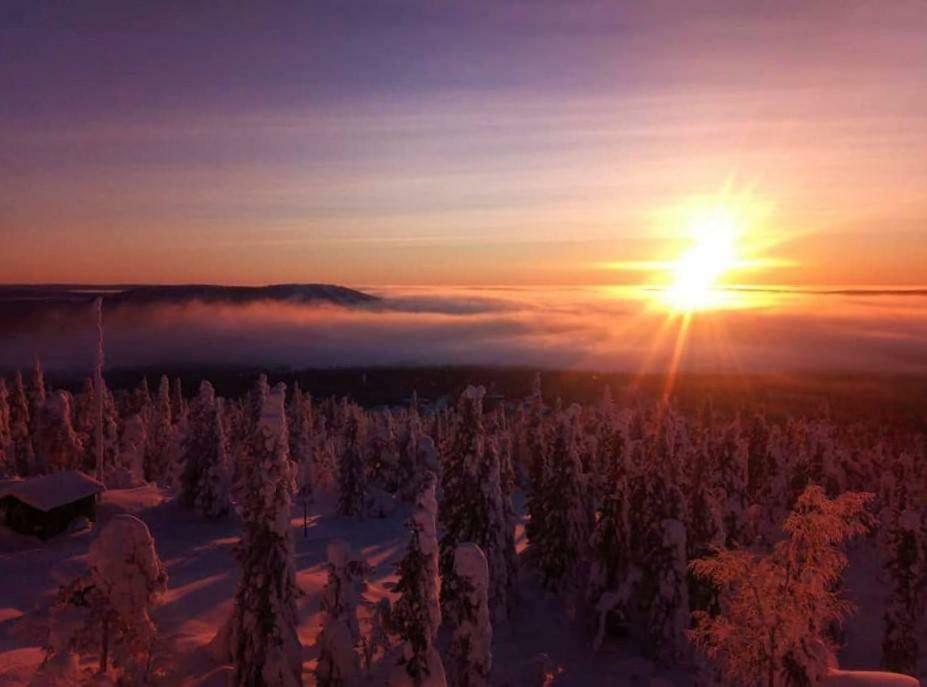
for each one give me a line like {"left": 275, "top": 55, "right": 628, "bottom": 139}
{"left": 1, "top": 286, "right": 925, "bottom": 376}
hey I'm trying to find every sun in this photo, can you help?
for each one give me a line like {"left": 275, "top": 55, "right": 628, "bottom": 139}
{"left": 663, "top": 207, "right": 740, "bottom": 311}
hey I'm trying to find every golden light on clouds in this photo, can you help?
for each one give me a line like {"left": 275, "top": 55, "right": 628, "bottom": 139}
{"left": 603, "top": 193, "right": 799, "bottom": 311}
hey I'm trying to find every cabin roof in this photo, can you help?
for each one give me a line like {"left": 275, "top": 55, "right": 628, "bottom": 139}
{"left": 0, "top": 471, "right": 105, "bottom": 512}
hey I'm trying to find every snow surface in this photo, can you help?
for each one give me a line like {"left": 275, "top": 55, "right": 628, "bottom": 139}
{"left": 0, "top": 485, "right": 922, "bottom": 686}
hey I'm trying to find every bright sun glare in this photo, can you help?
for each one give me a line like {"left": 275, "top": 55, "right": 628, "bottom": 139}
{"left": 664, "top": 207, "right": 741, "bottom": 311}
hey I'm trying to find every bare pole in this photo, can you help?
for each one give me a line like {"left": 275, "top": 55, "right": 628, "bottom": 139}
{"left": 95, "top": 297, "right": 105, "bottom": 481}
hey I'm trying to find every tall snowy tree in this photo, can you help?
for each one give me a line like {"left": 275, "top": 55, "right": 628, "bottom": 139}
{"left": 170, "top": 377, "right": 186, "bottom": 426}
{"left": 479, "top": 437, "right": 513, "bottom": 623}
{"left": 447, "top": 544, "right": 492, "bottom": 687}
{"left": 522, "top": 374, "right": 549, "bottom": 556}
{"left": 439, "top": 387, "right": 489, "bottom": 624}
{"left": 881, "top": 507, "right": 926, "bottom": 675}
{"left": 29, "top": 357, "right": 47, "bottom": 425}
{"left": 219, "top": 381, "right": 303, "bottom": 687}
{"left": 144, "top": 375, "right": 175, "bottom": 483}
{"left": 397, "top": 400, "right": 424, "bottom": 502}
{"left": 534, "top": 407, "right": 592, "bottom": 594}
{"left": 645, "top": 519, "right": 690, "bottom": 662}
{"left": 288, "top": 384, "right": 315, "bottom": 515}
{"left": 588, "top": 424, "right": 632, "bottom": 602}
{"left": 690, "top": 486, "right": 872, "bottom": 687}
{"left": 116, "top": 413, "right": 147, "bottom": 487}
{"left": 33, "top": 391, "right": 83, "bottom": 473}
{"left": 74, "top": 377, "right": 119, "bottom": 476}
{"left": 337, "top": 404, "right": 368, "bottom": 518}
{"left": 316, "top": 541, "right": 369, "bottom": 687}
{"left": 390, "top": 472, "right": 446, "bottom": 687}
{"left": 179, "top": 381, "right": 231, "bottom": 518}
{"left": 9, "top": 371, "right": 34, "bottom": 475}
{"left": 0, "top": 378, "right": 10, "bottom": 476}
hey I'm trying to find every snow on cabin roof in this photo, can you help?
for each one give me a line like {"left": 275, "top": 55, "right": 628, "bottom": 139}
{"left": 0, "top": 471, "right": 105, "bottom": 512}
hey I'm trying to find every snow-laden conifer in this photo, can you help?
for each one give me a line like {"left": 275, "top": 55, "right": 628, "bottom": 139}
{"left": 390, "top": 472, "right": 445, "bottom": 686}
{"left": 881, "top": 507, "right": 926, "bottom": 675}
{"left": 338, "top": 405, "right": 368, "bottom": 518}
{"left": 448, "top": 543, "right": 492, "bottom": 687}
{"left": 316, "top": 540, "right": 369, "bottom": 687}
{"left": 220, "top": 380, "right": 303, "bottom": 687}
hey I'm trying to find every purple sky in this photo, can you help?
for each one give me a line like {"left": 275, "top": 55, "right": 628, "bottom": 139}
{"left": 2, "top": 1, "right": 926, "bottom": 285}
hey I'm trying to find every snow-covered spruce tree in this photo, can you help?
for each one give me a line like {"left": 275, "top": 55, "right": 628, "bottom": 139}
{"left": 714, "top": 418, "right": 750, "bottom": 545}
{"left": 439, "top": 386, "right": 489, "bottom": 624}
{"left": 288, "top": 383, "right": 313, "bottom": 467}
{"left": 588, "top": 423, "right": 632, "bottom": 603}
{"left": 144, "top": 375, "right": 175, "bottom": 483}
{"left": 170, "top": 377, "right": 186, "bottom": 427}
{"left": 316, "top": 540, "right": 370, "bottom": 687}
{"left": 29, "top": 357, "right": 47, "bottom": 425}
{"left": 220, "top": 381, "right": 303, "bottom": 687}
{"left": 683, "top": 444, "right": 727, "bottom": 615}
{"left": 33, "top": 390, "right": 83, "bottom": 473}
{"left": 370, "top": 410, "right": 400, "bottom": 492}
{"left": 645, "top": 518, "right": 690, "bottom": 662}
{"left": 88, "top": 514, "right": 167, "bottom": 682}
{"left": 390, "top": 472, "right": 446, "bottom": 687}
{"left": 74, "top": 377, "right": 119, "bottom": 476}
{"left": 881, "top": 507, "right": 927, "bottom": 675}
{"left": 480, "top": 436, "right": 513, "bottom": 623}
{"left": 288, "top": 384, "right": 315, "bottom": 521}
{"left": 179, "top": 381, "right": 231, "bottom": 518}
{"left": 116, "top": 413, "right": 148, "bottom": 487}
{"left": 534, "top": 406, "right": 592, "bottom": 594}
{"left": 130, "top": 376, "right": 153, "bottom": 419}
{"left": 689, "top": 485, "right": 872, "bottom": 687}
{"left": 522, "top": 374, "right": 550, "bottom": 559}
{"left": 489, "top": 408, "right": 518, "bottom": 611}
{"left": 397, "top": 399, "right": 425, "bottom": 502}
{"left": 8, "top": 372, "right": 34, "bottom": 475}
{"left": 448, "top": 543, "right": 492, "bottom": 687}
{"left": 338, "top": 404, "right": 368, "bottom": 518}
{"left": 0, "top": 378, "right": 10, "bottom": 476}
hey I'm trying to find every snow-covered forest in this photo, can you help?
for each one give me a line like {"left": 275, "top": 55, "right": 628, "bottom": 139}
{"left": 0, "top": 364, "right": 925, "bottom": 687}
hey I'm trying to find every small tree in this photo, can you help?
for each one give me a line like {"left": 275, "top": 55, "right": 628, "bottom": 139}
{"left": 49, "top": 514, "right": 167, "bottom": 684}
{"left": 689, "top": 485, "right": 872, "bottom": 687}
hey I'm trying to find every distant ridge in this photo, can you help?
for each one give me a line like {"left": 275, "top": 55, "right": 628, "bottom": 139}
{"left": 0, "top": 283, "right": 378, "bottom": 306}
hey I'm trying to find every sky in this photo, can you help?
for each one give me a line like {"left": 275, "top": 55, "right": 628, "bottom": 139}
{"left": 1, "top": 1, "right": 926, "bottom": 287}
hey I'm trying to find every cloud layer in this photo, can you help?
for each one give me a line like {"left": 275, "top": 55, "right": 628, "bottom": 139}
{"left": 2, "top": 287, "right": 925, "bottom": 376}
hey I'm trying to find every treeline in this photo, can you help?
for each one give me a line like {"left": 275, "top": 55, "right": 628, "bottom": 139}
{"left": 6, "top": 364, "right": 926, "bottom": 686}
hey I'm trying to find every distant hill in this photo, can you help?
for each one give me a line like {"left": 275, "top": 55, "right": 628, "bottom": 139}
{"left": 0, "top": 283, "right": 378, "bottom": 307}
{"left": 0, "top": 283, "right": 378, "bottom": 335}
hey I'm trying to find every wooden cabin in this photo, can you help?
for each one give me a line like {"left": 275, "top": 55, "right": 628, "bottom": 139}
{"left": 0, "top": 471, "right": 105, "bottom": 540}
